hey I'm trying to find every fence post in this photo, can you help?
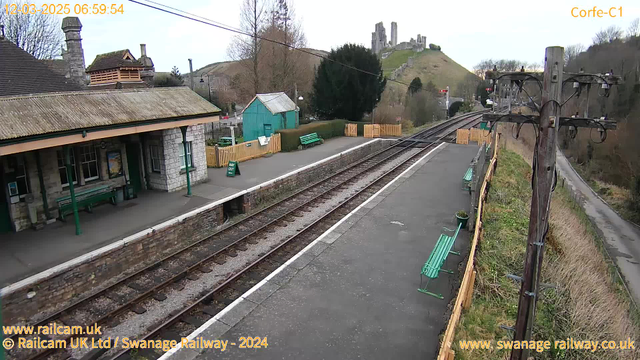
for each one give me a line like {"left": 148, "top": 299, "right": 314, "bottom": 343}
{"left": 214, "top": 145, "right": 220, "bottom": 168}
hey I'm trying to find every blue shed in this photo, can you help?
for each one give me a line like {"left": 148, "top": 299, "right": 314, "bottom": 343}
{"left": 241, "top": 92, "right": 299, "bottom": 141}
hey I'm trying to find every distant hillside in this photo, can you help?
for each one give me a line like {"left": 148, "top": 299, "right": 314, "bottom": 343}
{"left": 186, "top": 48, "right": 329, "bottom": 79}
{"left": 382, "top": 49, "right": 473, "bottom": 94}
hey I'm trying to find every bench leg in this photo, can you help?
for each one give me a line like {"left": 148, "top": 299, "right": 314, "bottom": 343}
{"left": 449, "top": 250, "right": 461, "bottom": 256}
{"left": 86, "top": 204, "right": 93, "bottom": 213}
{"left": 417, "top": 276, "right": 444, "bottom": 299}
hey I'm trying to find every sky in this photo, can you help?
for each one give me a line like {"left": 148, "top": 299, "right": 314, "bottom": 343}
{"left": 23, "top": 0, "right": 640, "bottom": 74}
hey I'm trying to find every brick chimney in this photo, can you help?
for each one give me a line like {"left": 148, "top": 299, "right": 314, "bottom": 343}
{"left": 61, "top": 17, "right": 87, "bottom": 87}
{"left": 138, "top": 43, "right": 155, "bottom": 86}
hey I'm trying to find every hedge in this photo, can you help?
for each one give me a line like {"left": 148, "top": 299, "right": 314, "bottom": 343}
{"left": 276, "top": 120, "right": 371, "bottom": 151}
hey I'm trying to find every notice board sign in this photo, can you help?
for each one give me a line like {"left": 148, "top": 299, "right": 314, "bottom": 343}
{"left": 226, "top": 160, "right": 241, "bottom": 177}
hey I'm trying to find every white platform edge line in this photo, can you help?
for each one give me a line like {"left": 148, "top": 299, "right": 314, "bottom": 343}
{"left": 156, "top": 142, "right": 446, "bottom": 360}
{"left": 0, "top": 139, "right": 382, "bottom": 297}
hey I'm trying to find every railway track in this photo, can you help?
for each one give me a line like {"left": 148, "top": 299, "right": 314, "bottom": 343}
{"left": 6, "top": 111, "right": 483, "bottom": 360}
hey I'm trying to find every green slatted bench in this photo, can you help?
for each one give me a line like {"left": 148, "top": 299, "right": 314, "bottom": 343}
{"left": 418, "top": 223, "right": 462, "bottom": 299}
{"left": 56, "top": 185, "right": 116, "bottom": 221}
{"left": 299, "top": 133, "right": 322, "bottom": 148}
{"left": 462, "top": 167, "right": 473, "bottom": 190}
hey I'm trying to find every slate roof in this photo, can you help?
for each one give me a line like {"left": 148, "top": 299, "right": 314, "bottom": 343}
{"left": 0, "top": 87, "right": 221, "bottom": 142}
{"left": 86, "top": 49, "right": 143, "bottom": 72}
{"left": 0, "top": 38, "right": 82, "bottom": 97}
{"left": 41, "top": 59, "right": 68, "bottom": 76}
{"left": 243, "top": 92, "right": 297, "bottom": 115}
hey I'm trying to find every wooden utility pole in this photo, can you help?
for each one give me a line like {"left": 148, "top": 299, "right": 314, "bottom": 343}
{"left": 510, "top": 46, "right": 564, "bottom": 360}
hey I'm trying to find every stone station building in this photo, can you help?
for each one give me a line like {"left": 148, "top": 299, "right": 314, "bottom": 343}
{"left": 0, "top": 88, "right": 220, "bottom": 233}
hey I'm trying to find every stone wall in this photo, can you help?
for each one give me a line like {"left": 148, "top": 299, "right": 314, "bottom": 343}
{"left": 2, "top": 202, "right": 224, "bottom": 324}
{"left": 162, "top": 125, "right": 208, "bottom": 192}
{"left": 243, "top": 140, "right": 391, "bottom": 212}
{"left": 1, "top": 139, "right": 390, "bottom": 323}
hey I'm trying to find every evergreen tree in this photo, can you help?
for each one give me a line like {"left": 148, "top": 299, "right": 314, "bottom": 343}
{"left": 311, "top": 44, "right": 386, "bottom": 121}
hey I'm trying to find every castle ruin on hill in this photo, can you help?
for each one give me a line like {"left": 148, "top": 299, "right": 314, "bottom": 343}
{"left": 371, "top": 22, "right": 426, "bottom": 56}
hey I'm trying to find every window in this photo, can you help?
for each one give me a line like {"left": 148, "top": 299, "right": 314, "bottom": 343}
{"left": 79, "top": 145, "right": 99, "bottom": 181}
{"left": 7, "top": 155, "right": 30, "bottom": 198}
{"left": 179, "top": 142, "right": 193, "bottom": 169}
{"left": 150, "top": 145, "right": 162, "bottom": 173}
{"left": 57, "top": 150, "right": 77, "bottom": 187}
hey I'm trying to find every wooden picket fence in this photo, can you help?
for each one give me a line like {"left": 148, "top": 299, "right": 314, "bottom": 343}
{"left": 437, "top": 135, "right": 498, "bottom": 360}
{"left": 364, "top": 124, "right": 381, "bottom": 138}
{"left": 379, "top": 124, "right": 402, "bottom": 136}
{"left": 206, "top": 133, "right": 281, "bottom": 168}
{"left": 456, "top": 129, "right": 470, "bottom": 144}
{"left": 363, "top": 124, "right": 401, "bottom": 138}
{"left": 470, "top": 128, "right": 491, "bottom": 143}
{"left": 345, "top": 123, "right": 357, "bottom": 137}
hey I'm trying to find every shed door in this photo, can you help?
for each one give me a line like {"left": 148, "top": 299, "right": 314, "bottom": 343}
{"left": 263, "top": 124, "right": 273, "bottom": 137}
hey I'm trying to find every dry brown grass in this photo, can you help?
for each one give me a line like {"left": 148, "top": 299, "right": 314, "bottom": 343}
{"left": 503, "top": 126, "right": 640, "bottom": 359}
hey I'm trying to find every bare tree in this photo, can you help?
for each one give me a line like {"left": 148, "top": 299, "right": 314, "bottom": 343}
{"left": 0, "top": 0, "right": 64, "bottom": 59}
{"left": 564, "top": 43, "right": 585, "bottom": 66}
{"left": 593, "top": 25, "right": 623, "bottom": 45}
{"left": 628, "top": 18, "right": 640, "bottom": 38}
{"left": 261, "top": 0, "right": 306, "bottom": 95}
{"left": 227, "top": 0, "right": 266, "bottom": 96}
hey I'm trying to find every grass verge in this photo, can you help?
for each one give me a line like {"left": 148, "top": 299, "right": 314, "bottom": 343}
{"left": 453, "top": 148, "right": 639, "bottom": 360}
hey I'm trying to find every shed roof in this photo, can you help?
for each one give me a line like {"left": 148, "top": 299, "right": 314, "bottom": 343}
{"left": 0, "top": 87, "right": 221, "bottom": 142}
{"left": 86, "top": 49, "right": 143, "bottom": 72}
{"left": 243, "top": 92, "right": 297, "bottom": 115}
{"left": 0, "top": 38, "right": 82, "bottom": 96}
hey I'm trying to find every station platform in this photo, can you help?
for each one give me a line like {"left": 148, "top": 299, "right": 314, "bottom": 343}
{"left": 0, "top": 137, "right": 372, "bottom": 287}
{"left": 168, "top": 143, "right": 479, "bottom": 360}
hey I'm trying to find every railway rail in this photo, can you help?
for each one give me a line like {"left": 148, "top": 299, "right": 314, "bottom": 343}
{"left": 6, "top": 111, "right": 484, "bottom": 360}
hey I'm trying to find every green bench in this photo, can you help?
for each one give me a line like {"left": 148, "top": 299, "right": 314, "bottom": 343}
{"left": 462, "top": 167, "right": 473, "bottom": 190}
{"left": 299, "top": 133, "right": 322, "bottom": 148}
{"left": 418, "top": 223, "right": 462, "bottom": 299}
{"left": 55, "top": 185, "right": 116, "bottom": 221}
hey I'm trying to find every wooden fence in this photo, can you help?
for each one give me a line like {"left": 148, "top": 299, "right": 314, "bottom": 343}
{"left": 206, "top": 133, "right": 281, "bottom": 168}
{"left": 437, "top": 134, "right": 498, "bottom": 360}
{"left": 345, "top": 123, "right": 357, "bottom": 137}
{"left": 456, "top": 129, "right": 470, "bottom": 144}
{"left": 470, "top": 128, "right": 491, "bottom": 143}
{"left": 363, "top": 124, "right": 401, "bottom": 138}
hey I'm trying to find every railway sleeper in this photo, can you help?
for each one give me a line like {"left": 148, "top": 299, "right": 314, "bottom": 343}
{"left": 152, "top": 293, "right": 167, "bottom": 301}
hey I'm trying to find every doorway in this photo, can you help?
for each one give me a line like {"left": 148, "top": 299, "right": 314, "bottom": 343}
{"left": 126, "top": 143, "right": 143, "bottom": 193}
{"left": 0, "top": 181, "right": 12, "bottom": 233}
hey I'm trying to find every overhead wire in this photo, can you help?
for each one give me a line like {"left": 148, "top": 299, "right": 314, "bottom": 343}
{"left": 128, "top": 0, "right": 412, "bottom": 88}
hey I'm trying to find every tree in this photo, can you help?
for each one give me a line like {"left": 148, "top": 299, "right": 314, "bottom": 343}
{"left": 408, "top": 77, "right": 422, "bottom": 95}
{"left": 154, "top": 66, "right": 184, "bottom": 87}
{"left": 227, "top": 0, "right": 266, "bottom": 95}
{"left": 593, "top": 25, "right": 623, "bottom": 45}
{"left": 423, "top": 80, "right": 438, "bottom": 95}
{"left": 0, "top": 0, "right": 63, "bottom": 59}
{"left": 311, "top": 44, "right": 386, "bottom": 121}
{"left": 404, "top": 91, "right": 440, "bottom": 126}
{"left": 564, "top": 43, "right": 585, "bottom": 67}
{"left": 260, "top": 0, "right": 307, "bottom": 96}
{"left": 456, "top": 73, "right": 480, "bottom": 101}
{"left": 628, "top": 18, "right": 640, "bottom": 38}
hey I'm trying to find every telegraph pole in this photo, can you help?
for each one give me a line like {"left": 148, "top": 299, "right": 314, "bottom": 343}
{"left": 510, "top": 46, "right": 564, "bottom": 360}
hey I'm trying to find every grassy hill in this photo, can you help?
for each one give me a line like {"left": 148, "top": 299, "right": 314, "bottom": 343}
{"left": 382, "top": 49, "right": 473, "bottom": 94}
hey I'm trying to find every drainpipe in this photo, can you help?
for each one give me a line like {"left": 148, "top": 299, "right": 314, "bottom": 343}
{"left": 180, "top": 126, "right": 192, "bottom": 196}
{"left": 35, "top": 151, "right": 51, "bottom": 220}
{"left": 64, "top": 145, "right": 81, "bottom": 235}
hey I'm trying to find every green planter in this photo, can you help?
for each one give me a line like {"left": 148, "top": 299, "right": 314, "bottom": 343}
{"left": 456, "top": 213, "right": 469, "bottom": 228}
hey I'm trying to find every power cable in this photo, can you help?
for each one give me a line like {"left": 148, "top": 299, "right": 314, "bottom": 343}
{"left": 128, "top": 0, "right": 411, "bottom": 87}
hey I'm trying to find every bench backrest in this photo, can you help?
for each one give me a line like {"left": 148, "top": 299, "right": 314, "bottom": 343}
{"left": 300, "top": 133, "right": 319, "bottom": 140}
{"left": 56, "top": 185, "right": 111, "bottom": 204}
